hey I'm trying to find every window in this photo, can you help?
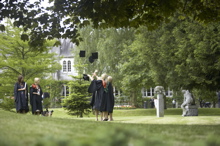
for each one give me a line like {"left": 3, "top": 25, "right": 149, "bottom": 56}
{"left": 68, "top": 60, "right": 71, "bottom": 72}
{"left": 169, "top": 91, "right": 173, "bottom": 97}
{"left": 63, "top": 61, "right": 66, "bottom": 72}
{"left": 142, "top": 88, "right": 147, "bottom": 97}
{"left": 147, "top": 88, "right": 151, "bottom": 96}
{"left": 152, "top": 88, "right": 154, "bottom": 96}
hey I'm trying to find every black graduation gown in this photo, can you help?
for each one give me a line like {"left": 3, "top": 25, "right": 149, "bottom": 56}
{"left": 14, "top": 82, "right": 29, "bottom": 112}
{"left": 88, "top": 80, "right": 104, "bottom": 111}
{"left": 30, "top": 85, "right": 43, "bottom": 114}
{"left": 106, "top": 82, "right": 115, "bottom": 113}
{"left": 101, "top": 82, "right": 115, "bottom": 113}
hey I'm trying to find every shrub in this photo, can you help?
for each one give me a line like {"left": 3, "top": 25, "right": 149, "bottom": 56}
{"left": 62, "top": 76, "right": 91, "bottom": 117}
{"left": 0, "top": 97, "right": 15, "bottom": 111}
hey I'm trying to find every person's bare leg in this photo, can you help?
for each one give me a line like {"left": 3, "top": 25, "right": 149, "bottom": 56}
{"left": 109, "top": 113, "right": 113, "bottom": 121}
{"left": 95, "top": 110, "right": 99, "bottom": 121}
{"left": 100, "top": 112, "right": 103, "bottom": 121}
{"left": 103, "top": 111, "right": 108, "bottom": 121}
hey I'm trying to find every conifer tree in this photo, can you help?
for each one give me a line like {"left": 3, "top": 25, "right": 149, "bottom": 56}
{"left": 62, "top": 75, "right": 91, "bottom": 118}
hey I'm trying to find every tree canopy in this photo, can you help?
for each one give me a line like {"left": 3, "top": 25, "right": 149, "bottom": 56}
{"left": 0, "top": 20, "right": 61, "bottom": 95}
{"left": 0, "top": 0, "right": 220, "bottom": 46}
{"left": 73, "top": 13, "right": 220, "bottom": 105}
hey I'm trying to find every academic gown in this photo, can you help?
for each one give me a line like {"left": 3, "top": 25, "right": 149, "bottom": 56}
{"left": 88, "top": 80, "right": 104, "bottom": 111}
{"left": 30, "top": 85, "right": 43, "bottom": 114}
{"left": 14, "top": 82, "right": 29, "bottom": 112}
{"left": 106, "top": 82, "right": 115, "bottom": 113}
{"left": 101, "top": 82, "right": 115, "bottom": 113}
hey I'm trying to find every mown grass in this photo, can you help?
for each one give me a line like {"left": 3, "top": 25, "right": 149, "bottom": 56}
{"left": 1, "top": 108, "right": 220, "bottom": 146}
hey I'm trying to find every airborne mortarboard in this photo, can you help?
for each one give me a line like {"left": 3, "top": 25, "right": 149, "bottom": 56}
{"left": 83, "top": 74, "right": 89, "bottom": 81}
{"left": 79, "top": 50, "right": 85, "bottom": 57}
{"left": 89, "top": 56, "right": 94, "bottom": 63}
{"left": 92, "top": 52, "right": 98, "bottom": 59}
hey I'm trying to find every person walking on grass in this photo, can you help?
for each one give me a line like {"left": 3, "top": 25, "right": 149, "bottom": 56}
{"left": 88, "top": 71, "right": 108, "bottom": 121}
{"left": 105, "top": 76, "right": 115, "bottom": 121}
{"left": 14, "top": 75, "right": 29, "bottom": 113}
{"left": 30, "top": 78, "right": 43, "bottom": 115}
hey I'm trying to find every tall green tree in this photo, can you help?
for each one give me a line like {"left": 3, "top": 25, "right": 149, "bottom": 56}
{"left": 74, "top": 26, "right": 135, "bottom": 87}
{"left": 0, "top": 20, "right": 61, "bottom": 95}
{"left": 119, "top": 13, "right": 220, "bottom": 104}
{"left": 40, "top": 78, "right": 68, "bottom": 108}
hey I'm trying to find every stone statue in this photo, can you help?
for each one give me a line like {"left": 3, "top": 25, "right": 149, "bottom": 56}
{"left": 181, "top": 90, "right": 197, "bottom": 116}
{"left": 154, "top": 86, "right": 165, "bottom": 117}
{"left": 154, "top": 86, "right": 165, "bottom": 94}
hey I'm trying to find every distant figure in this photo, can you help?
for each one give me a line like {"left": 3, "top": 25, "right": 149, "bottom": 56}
{"left": 105, "top": 76, "right": 115, "bottom": 121}
{"left": 14, "top": 75, "right": 29, "bottom": 113}
{"left": 154, "top": 98, "right": 158, "bottom": 109}
{"left": 181, "top": 90, "right": 194, "bottom": 116}
{"left": 88, "top": 71, "right": 107, "bottom": 121}
{"left": 172, "top": 99, "right": 176, "bottom": 108}
{"left": 150, "top": 98, "right": 154, "bottom": 108}
{"left": 30, "top": 78, "right": 43, "bottom": 115}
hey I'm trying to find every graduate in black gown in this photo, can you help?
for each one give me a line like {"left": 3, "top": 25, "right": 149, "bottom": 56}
{"left": 88, "top": 72, "right": 108, "bottom": 121}
{"left": 100, "top": 75, "right": 115, "bottom": 121}
{"left": 14, "top": 75, "right": 29, "bottom": 113}
{"left": 30, "top": 78, "right": 43, "bottom": 115}
{"left": 106, "top": 76, "right": 115, "bottom": 121}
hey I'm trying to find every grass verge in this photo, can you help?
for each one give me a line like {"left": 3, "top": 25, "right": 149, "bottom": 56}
{"left": 0, "top": 108, "right": 220, "bottom": 146}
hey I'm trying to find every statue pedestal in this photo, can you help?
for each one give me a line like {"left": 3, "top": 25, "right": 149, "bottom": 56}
{"left": 156, "top": 93, "right": 164, "bottom": 117}
{"left": 184, "top": 105, "right": 198, "bottom": 116}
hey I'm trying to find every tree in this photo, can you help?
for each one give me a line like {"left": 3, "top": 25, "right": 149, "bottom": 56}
{"left": 62, "top": 75, "right": 91, "bottom": 117}
{"left": 74, "top": 26, "right": 135, "bottom": 87}
{"left": 0, "top": 20, "right": 61, "bottom": 95}
{"left": 40, "top": 78, "right": 67, "bottom": 108}
{"left": 192, "top": 88, "right": 218, "bottom": 108}
{"left": 1, "top": 0, "right": 220, "bottom": 47}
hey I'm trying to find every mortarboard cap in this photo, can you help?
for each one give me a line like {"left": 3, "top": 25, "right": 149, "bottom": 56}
{"left": 92, "top": 52, "right": 98, "bottom": 59}
{"left": 89, "top": 56, "right": 94, "bottom": 63}
{"left": 83, "top": 74, "right": 89, "bottom": 81}
{"left": 79, "top": 50, "right": 86, "bottom": 57}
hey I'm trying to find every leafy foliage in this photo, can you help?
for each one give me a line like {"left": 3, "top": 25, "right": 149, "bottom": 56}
{"left": 0, "top": 20, "right": 61, "bottom": 96}
{"left": 74, "top": 13, "right": 220, "bottom": 104}
{"left": 74, "top": 26, "right": 135, "bottom": 87}
{"left": 1, "top": 0, "right": 220, "bottom": 47}
{"left": 62, "top": 76, "right": 91, "bottom": 117}
{"left": 0, "top": 97, "right": 15, "bottom": 111}
{"left": 40, "top": 79, "right": 68, "bottom": 108}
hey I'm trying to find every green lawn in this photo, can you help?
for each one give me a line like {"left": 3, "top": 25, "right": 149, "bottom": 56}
{"left": 1, "top": 108, "right": 220, "bottom": 146}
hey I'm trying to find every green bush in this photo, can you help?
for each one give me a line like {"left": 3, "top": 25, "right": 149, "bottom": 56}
{"left": 0, "top": 97, "right": 15, "bottom": 111}
{"left": 62, "top": 76, "right": 91, "bottom": 117}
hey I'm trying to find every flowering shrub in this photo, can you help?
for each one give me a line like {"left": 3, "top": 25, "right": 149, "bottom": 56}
{"left": 114, "top": 105, "right": 136, "bottom": 109}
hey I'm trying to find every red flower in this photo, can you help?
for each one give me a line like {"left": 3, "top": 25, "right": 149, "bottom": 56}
{"left": 32, "top": 84, "right": 36, "bottom": 89}
{"left": 102, "top": 80, "right": 106, "bottom": 88}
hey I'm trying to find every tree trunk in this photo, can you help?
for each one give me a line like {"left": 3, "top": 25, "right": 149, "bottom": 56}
{"left": 80, "top": 111, "right": 83, "bottom": 118}
{"left": 164, "top": 95, "right": 167, "bottom": 109}
{"left": 213, "top": 101, "right": 216, "bottom": 108}
{"left": 130, "top": 91, "right": 137, "bottom": 107}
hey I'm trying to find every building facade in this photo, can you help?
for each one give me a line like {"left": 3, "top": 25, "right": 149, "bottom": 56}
{"left": 50, "top": 39, "right": 78, "bottom": 81}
